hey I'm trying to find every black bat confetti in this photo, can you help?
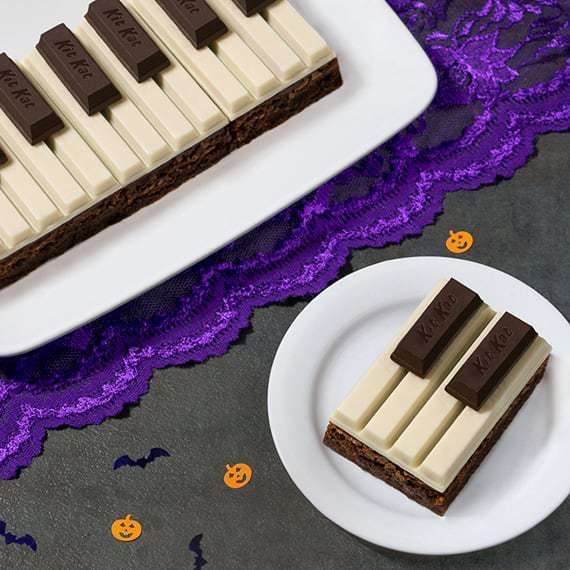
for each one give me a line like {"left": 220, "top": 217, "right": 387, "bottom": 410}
{"left": 189, "top": 533, "right": 208, "bottom": 569}
{"left": 113, "top": 447, "right": 171, "bottom": 470}
{"left": 0, "top": 520, "right": 37, "bottom": 552}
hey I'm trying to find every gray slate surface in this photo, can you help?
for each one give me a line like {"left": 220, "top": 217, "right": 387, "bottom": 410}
{"left": 0, "top": 132, "right": 569, "bottom": 569}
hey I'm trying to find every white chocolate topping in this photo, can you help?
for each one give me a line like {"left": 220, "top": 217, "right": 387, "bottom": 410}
{"left": 130, "top": 0, "right": 253, "bottom": 118}
{"left": 207, "top": 0, "right": 305, "bottom": 82}
{"left": 76, "top": 21, "right": 197, "bottom": 152}
{"left": 213, "top": 33, "right": 279, "bottom": 98}
{"left": 0, "top": 109, "right": 88, "bottom": 215}
{"left": 49, "top": 124, "right": 119, "bottom": 199}
{"left": 0, "top": 189, "right": 34, "bottom": 248}
{"left": 23, "top": 50, "right": 146, "bottom": 183}
{"left": 105, "top": 99, "right": 172, "bottom": 168}
{"left": 330, "top": 293, "right": 552, "bottom": 494}
{"left": 264, "top": 1, "right": 332, "bottom": 67}
{"left": 156, "top": 62, "right": 228, "bottom": 133}
{"left": 0, "top": 153, "right": 60, "bottom": 232}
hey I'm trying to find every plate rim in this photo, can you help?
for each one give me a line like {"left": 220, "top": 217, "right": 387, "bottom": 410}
{"left": 267, "top": 256, "right": 570, "bottom": 555}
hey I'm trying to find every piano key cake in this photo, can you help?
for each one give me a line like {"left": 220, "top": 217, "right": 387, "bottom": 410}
{"left": 324, "top": 278, "right": 552, "bottom": 515}
{"left": 0, "top": 0, "right": 342, "bottom": 288}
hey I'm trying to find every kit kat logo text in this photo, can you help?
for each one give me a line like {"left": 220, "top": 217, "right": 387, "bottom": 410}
{"left": 416, "top": 294, "right": 458, "bottom": 343}
{"left": 472, "top": 325, "right": 514, "bottom": 374}
{"left": 175, "top": 0, "right": 203, "bottom": 14}
{"left": 101, "top": 8, "right": 143, "bottom": 48}
{"left": 0, "top": 68, "right": 35, "bottom": 108}
{"left": 52, "top": 40, "right": 94, "bottom": 80}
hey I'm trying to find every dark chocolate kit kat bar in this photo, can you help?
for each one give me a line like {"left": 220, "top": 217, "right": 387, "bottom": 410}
{"left": 391, "top": 278, "right": 483, "bottom": 376}
{"left": 233, "top": 0, "right": 276, "bottom": 16}
{"left": 325, "top": 278, "right": 551, "bottom": 515}
{"left": 156, "top": 0, "right": 228, "bottom": 49}
{"left": 0, "top": 0, "right": 342, "bottom": 287}
{"left": 86, "top": 0, "right": 171, "bottom": 81}
{"left": 0, "top": 53, "right": 64, "bottom": 144}
{"left": 445, "top": 312, "right": 537, "bottom": 409}
{"left": 37, "top": 24, "right": 122, "bottom": 115}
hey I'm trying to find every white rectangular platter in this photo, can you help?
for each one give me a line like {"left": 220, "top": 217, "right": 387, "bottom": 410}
{"left": 0, "top": 0, "right": 437, "bottom": 356}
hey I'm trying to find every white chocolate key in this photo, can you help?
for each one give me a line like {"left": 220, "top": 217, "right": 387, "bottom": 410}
{"left": 332, "top": 354, "right": 405, "bottom": 435}
{"left": 207, "top": 0, "right": 305, "bottom": 81}
{"left": 157, "top": 63, "right": 227, "bottom": 133}
{"left": 105, "top": 99, "right": 172, "bottom": 168}
{"left": 49, "top": 125, "right": 118, "bottom": 199}
{"left": 0, "top": 153, "right": 60, "bottom": 232}
{"left": 130, "top": 0, "right": 252, "bottom": 118}
{"left": 77, "top": 21, "right": 197, "bottom": 152}
{"left": 121, "top": 0, "right": 227, "bottom": 134}
{"left": 264, "top": 1, "right": 332, "bottom": 66}
{"left": 23, "top": 51, "right": 149, "bottom": 181}
{"left": 0, "top": 190, "right": 34, "bottom": 248}
{"left": 0, "top": 110, "right": 88, "bottom": 216}
{"left": 213, "top": 32, "right": 278, "bottom": 98}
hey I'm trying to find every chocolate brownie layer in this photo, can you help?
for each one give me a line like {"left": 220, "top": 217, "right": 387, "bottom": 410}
{"left": 323, "top": 357, "right": 549, "bottom": 516}
{"left": 0, "top": 59, "right": 342, "bottom": 290}
{"left": 231, "top": 59, "right": 342, "bottom": 147}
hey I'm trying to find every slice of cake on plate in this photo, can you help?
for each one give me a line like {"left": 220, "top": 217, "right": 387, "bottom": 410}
{"left": 324, "top": 278, "right": 551, "bottom": 515}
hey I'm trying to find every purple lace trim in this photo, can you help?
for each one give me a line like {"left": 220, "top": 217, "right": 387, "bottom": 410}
{"left": 0, "top": 0, "right": 569, "bottom": 479}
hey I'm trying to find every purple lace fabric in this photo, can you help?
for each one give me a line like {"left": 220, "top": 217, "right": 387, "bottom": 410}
{"left": 0, "top": 0, "right": 569, "bottom": 479}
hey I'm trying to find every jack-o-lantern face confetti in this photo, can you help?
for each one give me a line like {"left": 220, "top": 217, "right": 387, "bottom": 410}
{"left": 111, "top": 514, "right": 143, "bottom": 542}
{"left": 446, "top": 230, "right": 474, "bottom": 254}
{"left": 224, "top": 463, "right": 252, "bottom": 489}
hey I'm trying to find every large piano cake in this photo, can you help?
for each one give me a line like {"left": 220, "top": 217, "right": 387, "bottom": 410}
{"left": 0, "top": 0, "right": 342, "bottom": 288}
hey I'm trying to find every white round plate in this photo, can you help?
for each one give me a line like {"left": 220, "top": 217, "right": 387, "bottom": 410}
{"left": 268, "top": 256, "right": 570, "bottom": 555}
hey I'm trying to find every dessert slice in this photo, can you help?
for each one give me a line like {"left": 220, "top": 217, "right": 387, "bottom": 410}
{"left": 324, "top": 279, "right": 551, "bottom": 515}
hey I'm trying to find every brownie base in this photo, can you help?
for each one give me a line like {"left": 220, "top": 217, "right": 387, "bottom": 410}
{"left": 0, "top": 59, "right": 342, "bottom": 290}
{"left": 231, "top": 59, "right": 342, "bottom": 147}
{"left": 323, "top": 357, "right": 549, "bottom": 516}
